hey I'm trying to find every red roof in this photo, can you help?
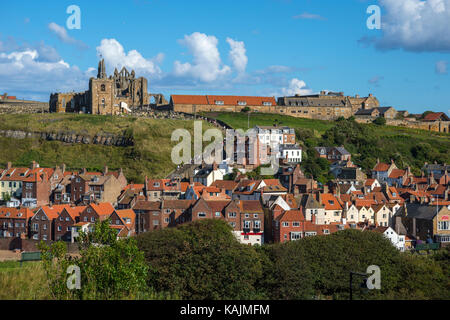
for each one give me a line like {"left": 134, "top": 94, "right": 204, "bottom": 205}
{"left": 171, "top": 95, "right": 276, "bottom": 106}
{"left": 388, "top": 169, "right": 405, "bottom": 179}
{"left": 373, "top": 163, "right": 390, "bottom": 172}
{"left": 321, "top": 194, "right": 342, "bottom": 210}
{"left": 423, "top": 112, "right": 449, "bottom": 121}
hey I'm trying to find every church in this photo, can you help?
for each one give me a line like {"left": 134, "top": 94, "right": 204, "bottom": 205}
{"left": 49, "top": 59, "right": 150, "bottom": 115}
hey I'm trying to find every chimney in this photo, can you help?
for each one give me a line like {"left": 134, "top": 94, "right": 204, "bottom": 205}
{"left": 376, "top": 158, "right": 380, "bottom": 164}
{"left": 82, "top": 168, "right": 87, "bottom": 174}
{"left": 103, "top": 166, "right": 108, "bottom": 175}
{"left": 31, "top": 161, "right": 38, "bottom": 169}
{"left": 213, "top": 162, "right": 218, "bottom": 171}
{"left": 412, "top": 217, "right": 417, "bottom": 238}
{"left": 6, "top": 162, "right": 12, "bottom": 170}
{"left": 312, "top": 211, "right": 316, "bottom": 224}
{"left": 62, "top": 163, "right": 66, "bottom": 173}
{"left": 369, "top": 93, "right": 373, "bottom": 97}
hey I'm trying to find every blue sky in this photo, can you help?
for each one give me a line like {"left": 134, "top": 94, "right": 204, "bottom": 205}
{"left": 0, "top": 0, "right": 449, "bottom": 114}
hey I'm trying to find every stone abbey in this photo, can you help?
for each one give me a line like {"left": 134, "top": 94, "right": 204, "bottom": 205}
{"left": 49, "top": 59, "right": 153, "bottom": 115}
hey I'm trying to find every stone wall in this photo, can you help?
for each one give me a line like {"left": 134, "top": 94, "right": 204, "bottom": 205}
{"left": 0, "top": 237, "right": 79, "bottom": 253}
{"left": 0, "top": 102, "right": 49, "bottom": 114}
{"left": 0, "top": 130, "right": 134, "bottom": 147}
{"left": 355, "top": 118, "right": 450, "bottom": 133}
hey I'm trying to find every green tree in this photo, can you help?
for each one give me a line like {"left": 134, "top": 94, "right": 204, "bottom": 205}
{"left": 136, "top": 219, "right": 265, "bottom": 299}
{"left": 373, "top": 117, "right": 386, "bottom": 126}
{"left": 39, "top": 219, "right": 150, "bottom": 300}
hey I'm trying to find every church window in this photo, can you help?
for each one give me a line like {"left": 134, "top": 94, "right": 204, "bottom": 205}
{"left": 101, "top": 84, "right": 106, "bottom": 92}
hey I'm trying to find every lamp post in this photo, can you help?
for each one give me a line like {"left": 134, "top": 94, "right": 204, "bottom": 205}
{"left": 349, "top": 271, "right": 368, "bottom": 300}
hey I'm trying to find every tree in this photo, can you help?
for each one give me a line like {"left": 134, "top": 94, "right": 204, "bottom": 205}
{"left": 136, "top": 219, "right": 265, "bottom": 299}
{"left": 39, "top": 219, "right": 150, "bottom": 300}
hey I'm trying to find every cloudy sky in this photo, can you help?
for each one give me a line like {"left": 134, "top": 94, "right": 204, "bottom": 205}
{"left": 0, "top": 0, "right": 449, "bottom": 113}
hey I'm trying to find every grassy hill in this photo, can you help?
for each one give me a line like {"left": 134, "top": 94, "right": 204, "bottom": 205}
{"left": 204, "top": 112, "right": 450, "bottom": 181}
{"left": 0, "top": 114, "right": 214, "bottom": 183}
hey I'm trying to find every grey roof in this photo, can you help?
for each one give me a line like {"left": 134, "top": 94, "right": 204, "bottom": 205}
{"left": 335, "top": 147, "right": 350, "bottom": 155}
{"left": 355, "top": 108, "right": 377, "bottom": 116}
{"left": 395, "top": 203, "right": 442, "bottom": 220}
{"left": 299, "top": 194, "right": 324, "bottom": 209}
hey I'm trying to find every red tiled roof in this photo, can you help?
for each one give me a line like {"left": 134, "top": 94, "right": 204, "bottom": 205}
{"left": 423, "top": 112, "right": 449, "bottom": 121}
{"left": 321, "top": 194, "right": 342, "bottom": 211}
{"left": 0, "top": 207, "right": 34, "bottom": 219}
{"left": 171, "top": 94, "right": 277, "bottom": 106}
{"left": 90, "top": 202, "right": 115, "bottom": 216}
{"left": 373, "top": 163, "right": 390, "bottom": 172}
{"left": 388, "top": 169, "right": 405, "bottom": 179}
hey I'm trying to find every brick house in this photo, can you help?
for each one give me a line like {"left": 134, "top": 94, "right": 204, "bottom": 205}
{"left": 236, "top": 200, "right": 264, "bottom": 245}
{"left": 78, "top": 202, "right": 115, "bottom": 224}
{"left": 0, "top": 207, "right": 34, "bottom": 239}
{"left": 161, "top": 200, "right": 194, "bottom": 227}
{"left": 109, "top": 209, "right": 136, "bottom": 238}
{"left": 132, "top": 200, "right": 162, "bottom": 233}
{"left": 272, "top": 209, "right": 305, "bottom": 243}
{"left": 54, "top": 206, "right": 86, "bottom": 241}
{"left": 30, "top": 205, "right": 71, "bottom": 241}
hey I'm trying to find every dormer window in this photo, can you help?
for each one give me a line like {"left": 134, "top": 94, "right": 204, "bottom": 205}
{"left": 263, "top": 102, "right": 272, "bottom": 106}
{"left": 215, "top": 100, "right": 224, "bottom": 105}
{"left": 238, "top": 101, "right": 247, "bottom": 106}
{"left": 153, "top": 182, "right": 160, "bottom": 187}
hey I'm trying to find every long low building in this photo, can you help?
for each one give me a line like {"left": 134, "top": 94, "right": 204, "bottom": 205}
{"left": 170, "top": 95, "right": 277, "bottom": 114}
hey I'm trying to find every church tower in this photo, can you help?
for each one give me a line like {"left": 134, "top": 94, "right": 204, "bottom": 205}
{"left": 97, "top": 59, "right": 107, "bottom": 79}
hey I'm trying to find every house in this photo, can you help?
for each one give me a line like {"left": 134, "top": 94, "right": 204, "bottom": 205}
{"left": 236, "top": 200, "right": 264, "bottom": 245}
{"left": 232, "top": 179, "right": 262, "bottom": 200}
{"left": 315, "top": 146, "right": 351, "bottom": 162}
{"left": 298, "top": 193, "right": 325, "bottom": 223}
{"left": 117, "top": 184, "right": 145, "bottom": 209}
{"left": 272, "top": 209, "right": 305, "bottom": 243}
{"left": 78, "top": 202, "right": 115, "bottom": 224}
{"left": 372, "top": 226, "right": 405, "bottom": 251}
{"left": 277, "top": 164, "right": 305, "bottom": 193}
{"left": 161, "top": 200, "right": 194, "bottom": 227}
{"left": 394, "top": 203, "right": 450, "bottom": 246}
{"left": 372, "top": 204, "right": 392, "bottom": 227}
{"left": 319, "top": 193, "right": 343, "bottom": 224}
{"left": 71, "top": 222, "right": 93, "bottom": 243}
{"left": 70, "top": 168, "right": 127, "bottom": 205}
{"left": 109, "top": 209, "right": 136, "bottom": 238}
{"left": 30, "top": 205, "right": 71, "bottom": 241}
{"left": 210, "top": 180, "right": 238, "bottom": 197}
{"left": 132, "top": 200, "right": 162, "bottom": 233}
{"left": 54, "top": 206, "right": 86, "bottom": 241}
{"left": 0, "top": 207, "right": 34, "bottom": 239}
{"left": 421, "top": 112, "right": 450, "bottom": 122}
{"left": 279, "top": 144, "right": 302, "bottom": 164}
{"left": 372, "top": 159, "right": 397, "bottom": 183}
{"left": 193, "top": 163, "right": 224, "bottom": 187}
{"left": 364, "top": 179, "right": 381, "bottom": 192}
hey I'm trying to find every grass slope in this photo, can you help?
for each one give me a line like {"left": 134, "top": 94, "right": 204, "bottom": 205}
{"left": 0, "top": 114, "right": 213, "bottom": 182}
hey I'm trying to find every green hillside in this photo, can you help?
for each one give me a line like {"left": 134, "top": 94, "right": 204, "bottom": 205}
{"left": 0, "top": 114, "right": 213, "bottom": 183}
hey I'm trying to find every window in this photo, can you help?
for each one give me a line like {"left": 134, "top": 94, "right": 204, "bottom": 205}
{"left": 164, "top": 218, "right": 170, "bottom": 223}
{"left": 282, "top": 222, "right": 289, "bottom": 227}
{"left": 291, "top": 232, "right": 302, "bottom": 240}
{"left": 43, "top": 235, "right": 47, "bottom": 240}
{"left": 244, "top": 220, "right": 251, "bottom": 229}
{"left": 229, "top": 222, "right": 236, "bottom": 227}
{"left": 101, "top": 84, "right": 106, "bottom": 91}
{"left": 153, "top": 220, "right": 159, "bottom": 225}
{"left": 238, "top": 101, "right": 247, "bottom": 106}
{"left": 33, "top": 234, "right": 38, "bottom": 240}
{"left": 228, "top": 212, "right": 236, "bottom": 218}
{"left": 67, "top": 227, "right": 71, "bottom": 231}
{"left": 293, "top": 222, "right": 300, "bottom": 227}
{"left": 323, "top": 229, "right": 330, "bottom": 234}
{"left": 57, "top": 226, "right": 62, "bottom": 231}
{"left": 305, "top": 232, "right": 317, "bottom": 237}
{"left": 43, "top": 224, "right": 47, "bottom": 230}
{"left": 215, "top": 212, "right": 221, "bottom": 217}
{"left": 66, "top": 217, "right": 70, "bottom": 221}
{"left": 263, "top": 102, "right": 272, "bottom": 106}
{"left": 215, "top": 100, "right": 224, "bottom": 105}
{"left": 253, "top": 214, "right": 258, "bottom": 218}
{"left": 438, "top": 221, "right": 450, "bottom": 230}
{"left": 83, "top": 217, "right": 88, "bottom": 222}
{"left": 254, "top": 220, "right": 261, "bottom": 229}
{"left": 198, "top": 212, "right": 206, "bottom": 218}
{"left": 91, "top": 217, "right": 95, "bottom": 222}
{"left": 245, "top": 214, "right": 250, "bottom": 218}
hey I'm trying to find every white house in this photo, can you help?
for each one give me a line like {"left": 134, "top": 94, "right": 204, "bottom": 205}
{"left": 373, "top": 226, "right": 405, "bottom": 251}
{"left": 280, "top": 144, "right": 302, "bottom": 163}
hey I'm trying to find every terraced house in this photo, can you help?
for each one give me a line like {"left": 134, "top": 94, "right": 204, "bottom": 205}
{"left": 0, "top": 207, "right": 34, "bottom": 239}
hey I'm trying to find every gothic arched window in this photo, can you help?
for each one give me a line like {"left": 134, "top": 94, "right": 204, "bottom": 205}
{"left": 101, "top": 84, "right": 106, "bottom": 92}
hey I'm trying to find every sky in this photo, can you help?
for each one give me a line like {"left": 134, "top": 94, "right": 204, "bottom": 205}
{"left": 0, "top": 0, "right": 449, "bottom": 114}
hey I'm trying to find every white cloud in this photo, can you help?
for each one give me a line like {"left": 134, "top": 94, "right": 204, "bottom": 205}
{"left": 374, "top": 0, "right": 450, "bottom": 52}
{"left": 435, "top": 60, "right": 448, "bottom": 74}
{"left": 280, "top": 78, "right": 313, "bottom": 96}
{"left": 48, "top": 22, "right": 88, "bottom": 50}
{"left": 173, "top": 32, "right": 231, "bottom": 82}
{"left": 0, "top": 46, "right": 94, "bottom": 100}
{"left": 226, "top": 37, "right": 248, "bottom": 73}
{"left": 96, "top": 38, "right": 163, "bottom": 78}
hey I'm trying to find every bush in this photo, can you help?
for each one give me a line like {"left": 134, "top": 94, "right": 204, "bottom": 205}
{"left": 136, "top": 219, "right": 265, "bottom": 299}
{"left": 39, "top": 219, "right": 150, "bottom": 300}
{"left": 372, "top": 117, "right": 386, "bottom": 126}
